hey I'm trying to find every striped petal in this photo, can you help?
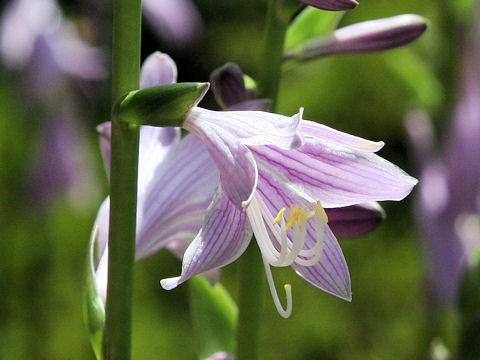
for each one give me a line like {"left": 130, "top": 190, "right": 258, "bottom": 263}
{"left": 291, "top": 224, "right": 351, "bottom": 301}
{"left": 256, "top": 167, "right": 351, "bottom": 300}
{"left": 136, "top": 134, "right": 219, "bottom": 259}
{"left": 302, "top": 120, "right": 385, "bottom": 152}
{"left": 185, "top": 107, "right": 304, "bottom": 150}
{"left": 183, "top": 115, "right": 258, "bottom": 207}
{"left": 251, "top": 139, "right": 417, "bottom": 208}
{"left": 161, "top": 188, "right": 253, "bottom": 290}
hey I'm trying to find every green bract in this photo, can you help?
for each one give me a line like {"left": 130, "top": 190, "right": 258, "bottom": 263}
{"left": 113, "top": 82, "right": 210, "bottom": 127}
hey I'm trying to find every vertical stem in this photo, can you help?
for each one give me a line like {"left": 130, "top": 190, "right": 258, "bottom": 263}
{"left": 236, "top": 1, "right": 291, "bottom": 360}
{"left": 235, "top": 243, "right": 265, "bottom": 360}
{"left": 104, "top": 0, "right": 142, "bottom": 358}
{"left": 257, "top": 0, "right": 290, "bottom": 109}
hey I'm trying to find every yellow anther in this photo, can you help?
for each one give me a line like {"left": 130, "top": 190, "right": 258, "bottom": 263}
{"left": 273, "top": 207, "right": 286, "bottom": 224}
{"left": 285, "top": 206, "right": 300, "bottom": 229}
{"left": 313, "top": 201, "right": 328, "bottom": 223}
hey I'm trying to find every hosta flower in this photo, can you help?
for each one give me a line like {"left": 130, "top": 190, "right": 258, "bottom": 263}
{"left": 92, "top": 52, "right": 218, "bottom": 299}
{"left": 210, "top": 62, "right": 386, "bottom": 239}
{"left": 162, "top": 106, "right": 417, "bottom": 317}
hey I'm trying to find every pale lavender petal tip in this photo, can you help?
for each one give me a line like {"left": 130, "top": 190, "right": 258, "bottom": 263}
{"left": 140, "top": 51, "right": 178, "bottom": 89}
{"left": 293, "top": 225, "right": 352, "bottom": 301}
{"left": 160, "top": 190, "right": 252, "bottom": 290}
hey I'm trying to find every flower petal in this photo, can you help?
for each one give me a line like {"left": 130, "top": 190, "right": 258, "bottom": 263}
{"left": 137, "top": 126, "right": 180, "bottom": 203}
{"left": 186, "top": 107, "right": 304, "bottom": 150}
{"left": 256, "top": 167, "right": 351, "bottom": 300}
{"left": 302, "top": 120, "right": 385, "bottom": 152}
{"left": 96, "top": 122, "right": 180, "bottom": 199}
{"left": 140, "top": 51, "right": 177, "bottom": 88}
{"left": 291, "top": 224, "right": 351, "bottom": 301}
{"left": 92, "top": 198, "right": 110, "bottom": 302}
{"left": 252, "top": 140, "right": 417, "bottom": 208}
{"left": 161, "top": 188, "right": 252, "bottom": 290}
{"left": 183, "top": 115, "right": 258, "bottom": 206}
{"left": 136, "top": 134, "right": 219, "bottom": 259}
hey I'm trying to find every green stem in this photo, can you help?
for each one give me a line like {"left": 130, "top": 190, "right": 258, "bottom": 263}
{"left": 235, "top": 243, "right": 265, "bottom": 360}
{"left": 103, "top": 0, "right": 142, "bottom": 358}
{"left": 236, "top": 1, "right": 292, "bottom": 359}
{"left": 257, "top": 0, "right": 291, "bottom": 109}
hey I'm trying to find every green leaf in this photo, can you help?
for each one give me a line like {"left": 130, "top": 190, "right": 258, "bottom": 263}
{"left": 189, "top": 276, "right": 238, "bottom": 359}
{"left": 284, "top": 7, "right": 345, "bottom": 51}
{"left": 82, "top": 226, "right": 105, "bottom": 360}
{"left": 113, "top": 82, "right": 210, "bottom": 127}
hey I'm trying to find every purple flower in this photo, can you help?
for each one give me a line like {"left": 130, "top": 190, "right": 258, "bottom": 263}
{"left": 406, "top": 45, "right": 480, "bottom": 307}
{"left": 285, "top": 14, "right": 427, "bottom": 61}
{"left": 92, "top": 53, "right": 219, "bottom": 300}
{"left": 210, "top": 63, "right": 386, "bottom": 239}
{"left": 161, "top": 106, "right": 417, "bottom": 317}
{"left": 301, "top": 0, "right": 358, "bottom": 11}
{"left": 0, "top": 0, "right": 105, "bottom": 88}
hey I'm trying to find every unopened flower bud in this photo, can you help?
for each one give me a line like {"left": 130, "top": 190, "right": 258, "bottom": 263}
{"left": 326, "top": 202, "right": 385, "bottom": 239}
{"left": 300, "top": 0, "right": 358, "bottom": 11}
{"left": 140, "top": 51, "right": 177, "bottom": 88}
{"left": 286, "top": 14, "right": 427, "bottom": 61}
{"left": 210, "top": 62, "right": 257, "bottom": 109}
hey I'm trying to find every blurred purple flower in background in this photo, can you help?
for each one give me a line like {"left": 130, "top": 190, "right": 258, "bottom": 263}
{"left": 405, "top": 41, "right": 480, "bottom": 307}
{"left": 143, "top": 0, "right": 204, "bottom": 48}
{"left": 0, "top": 0, "right": 106, "bottom": 208}
{"left": 1, "top": 0, "right": 105, "bottom": 88}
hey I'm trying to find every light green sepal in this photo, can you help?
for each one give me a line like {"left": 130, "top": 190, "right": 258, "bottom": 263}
{"left": 189, "top": 276, "right": 238, "bottom": 359}
{"left": 82, "top": 226, "right": 105, "bottom": 360}
{"left": 284, "top": 7, "right": 345, "bottom": 51}
{"left": 113, "top": 82, "right": 210, "bottom": 127}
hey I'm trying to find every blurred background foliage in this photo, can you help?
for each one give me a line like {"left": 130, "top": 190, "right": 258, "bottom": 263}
{"left": 0, "top": 0, "right": 475, "bottom": 358}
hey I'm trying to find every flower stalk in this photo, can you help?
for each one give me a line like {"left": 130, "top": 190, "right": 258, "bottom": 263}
{"left": 104, "top": 0, "right": 142, "bottom": 358}
{"left": 257, "top": 0, "right": 294, "bottom": 108}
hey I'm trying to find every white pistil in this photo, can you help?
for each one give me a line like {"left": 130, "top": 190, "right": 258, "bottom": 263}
{"left": 246, "top": 193, "right": 329, "bottom": 317}
{"left": 262, "top": 257, "right": 292, "bottom": 318}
